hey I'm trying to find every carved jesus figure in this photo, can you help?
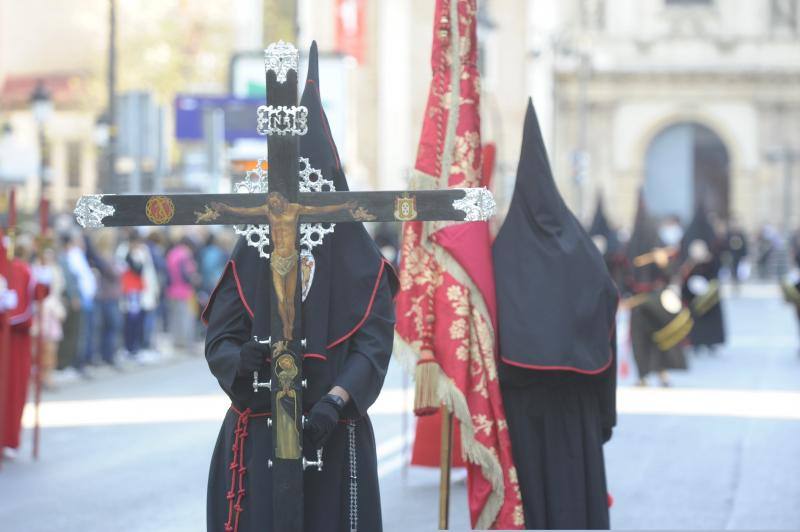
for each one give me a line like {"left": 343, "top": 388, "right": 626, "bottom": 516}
{"left": 210, "top": 191, "right": 356, "bottom": 339}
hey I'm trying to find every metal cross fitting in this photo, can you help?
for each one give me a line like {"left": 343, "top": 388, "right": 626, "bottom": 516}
{"left": 302, "top": 449, "right": 324, "bottom": 472}
{"left": 253, "top": 370, "right": 272, "bottom": 393}
{"left": 251, "top": 335, "right": 273, "bottom": 393}
{"left": 254, "top": 335, "right": 272, "bottom": 345}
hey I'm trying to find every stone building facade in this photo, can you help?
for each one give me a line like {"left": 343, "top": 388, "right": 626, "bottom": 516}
{"left": 303, "top": 0, "right": 800, "bottom": 234}
{"left": 545, "top": 0, "right": 800, "bottom": 233}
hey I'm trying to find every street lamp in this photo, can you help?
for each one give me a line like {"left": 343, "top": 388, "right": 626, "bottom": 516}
{"left": 29, "top": 81, "right": 52, "bottom": 208}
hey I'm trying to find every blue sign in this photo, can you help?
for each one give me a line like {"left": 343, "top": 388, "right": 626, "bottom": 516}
{"left": 174, "top": 95, "right": 264, "bottom": 142}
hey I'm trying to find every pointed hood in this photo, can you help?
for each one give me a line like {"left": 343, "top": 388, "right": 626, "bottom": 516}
{"left": 204, "top": 42, "right": 396, "bottom": 358}
{"left": 508, "top": 100, "right": 568, "bottom": 236}
{"left": 589, "top": 194, "right": 621, "bottom": 256}
{"left": 625, "top": 190, "right": 671, "bottom": 288}
{"left": 626, "top": 190, "right": 662, "bottom": 262}
{"left": 680, "top": 203, "right": 717, "bottom": 261}
{"left": 492, "top": 100, "right": 618, "bottom": 373}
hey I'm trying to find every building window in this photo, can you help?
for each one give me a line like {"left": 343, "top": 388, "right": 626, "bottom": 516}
{"left": 772, "top": 0, "right": 798, "bottom": 33}
{"left": 665, "top": 0, "right": 712, "bottom": 6}
{"left": 66, "top": 141, "right": 82, "bottom": 188}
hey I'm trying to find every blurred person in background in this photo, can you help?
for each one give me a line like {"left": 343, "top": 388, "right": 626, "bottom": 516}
{"left": 58, "top": 232, "right": 86, "bottom": 375}
{"left": 138, "top": 235, "right": 159, "bottom": 356}
{"left": 756, "top": 224, "right": 779, "bottom": 279}
{"left": 658, "top": 214, "right": 684, "bottom": 248}
{"left": 624, "top": 194, "right": 690, "bottom": 387}
{"left": 117, "top": 230, "right": 159, "bottom": 359}
{"left": 30, "top": 247, "right": 65, "bottom": 389}
{"left": 197, "top": 232, "right": 227, "bottom": 316}
{"left": 1, "top": 233, "right": 34, "bottom": 456}
{"left": 680, "top": 206, "right": 726, "bottom": 354}
{"left": 781, "top": 234, "right": 800, "bottom": 352}
{"left": 121, "top": 236, "right": 145, "bottom": 358}
{"left": 78, "top": 233, "right": 99, "bottom": 367}
{"left": 723, "top": 217, "right": 749, "bottom": 290}
{"left": 87, "top": 230, "right": 122, "bottom": 366}
{"left": 145, "top": 230, "right": 168, "bottom": 343}
{"left": 588, "top": 196, "right": 627, "bottom": 290}
{"left": 166, "top": 236, "right": 199, "bottom": 351}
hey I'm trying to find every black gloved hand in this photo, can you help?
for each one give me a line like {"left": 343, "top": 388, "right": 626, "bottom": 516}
{"left": 306, "top": 394, "right": 345, "bottom": 449}
{"left": 237, "top": 340, "right": 270, "bottom": 377}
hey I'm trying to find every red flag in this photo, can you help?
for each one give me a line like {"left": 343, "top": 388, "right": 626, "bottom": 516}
{"left": 393, "top": 0, "right": 522, "bottom": 528}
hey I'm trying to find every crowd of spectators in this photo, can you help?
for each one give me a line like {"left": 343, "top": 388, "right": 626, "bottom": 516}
{"left": 19, "top": 224, "right": 233, "bottom": 388}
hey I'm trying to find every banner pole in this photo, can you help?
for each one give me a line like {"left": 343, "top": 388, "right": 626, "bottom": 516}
{"left": 438, "top": 406, "right": 453, "bottom": 530}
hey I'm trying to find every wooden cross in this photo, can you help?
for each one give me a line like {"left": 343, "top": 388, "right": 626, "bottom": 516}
{"left": 74, "top": 41, "right": 495, "bottom": 532}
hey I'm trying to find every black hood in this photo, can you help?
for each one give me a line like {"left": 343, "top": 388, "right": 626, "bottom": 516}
{"left": 680, "top": 204, "right": 717, "bottom": 261}
{"left": 626, "top": 190, "right": 662, "bottom": 262}
{"left": 625, "top": 190, "right": 667, "bottom": 287}
{"left": 493, "top": 100, "right": 618, "bottom": 374}
{"left": 589, "top": 194, "right": 621, "bottom": 256}
{"left": 204, "top": 41, "right": 397, "bottom": 355}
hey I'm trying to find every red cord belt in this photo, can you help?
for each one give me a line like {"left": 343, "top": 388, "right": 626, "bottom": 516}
{"left": 224, "top": 405, "right": 269, "bottom": 532}
{"left": 222, "top": 404, "right": 362, "bottom": 532}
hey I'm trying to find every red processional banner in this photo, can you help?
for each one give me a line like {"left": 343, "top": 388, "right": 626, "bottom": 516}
{"left": 393, "top": 0, "right": 523, "bottom": 528}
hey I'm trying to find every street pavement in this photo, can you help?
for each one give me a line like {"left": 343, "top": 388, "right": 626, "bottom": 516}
{"left": 1, "top": 282, "right": 799, "bottom": 530}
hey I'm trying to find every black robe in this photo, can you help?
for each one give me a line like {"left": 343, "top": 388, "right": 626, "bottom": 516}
{"left": 622, "top": 192, "right": 689, "bottom": 378}
{"left": 500, "top": 365, "right": 614, "bottom": 529}
{"left": 629, "top": 294, "right": 689, "bottom": 379}
{"left": 680, "top": 207, "right": 726, "bottom": 348}
{"left": 203, "top": 41, "right": 397, "bottom": 532}
{"left": 494, "top": 100, "right": 617, "bottom": 530}
{"left": 204, "top": 255, "right": 395, "bottom": 532}
{"left": 682, "top": 259, "right": 726, "bottom": 348}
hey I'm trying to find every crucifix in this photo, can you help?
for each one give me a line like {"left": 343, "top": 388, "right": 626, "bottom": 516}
{"left": 74, "top": 41, "right": 495, "bottom": 532}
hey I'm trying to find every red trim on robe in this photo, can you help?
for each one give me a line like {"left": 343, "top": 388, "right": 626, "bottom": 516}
{"left": 264, "top": 353, "right": 328, "bottom": 363}
{"left": 203, "top": 257, "right": 389, "bottom": 352}
{"left": 228, "top": 261, "right": 254, "bottom": 318}
{"left": 326, "top": 259, "right": 388, "bottom": 349}
{"left": 201, "top": 260, "right": 253, "bottom": 325}
{"left": 499, "top": 318, "right": 617, "bottom": 375}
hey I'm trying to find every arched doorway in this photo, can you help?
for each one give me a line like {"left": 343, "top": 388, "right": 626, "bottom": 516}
{"left": 644, "top": 122, "right": 730, "bottom": 223}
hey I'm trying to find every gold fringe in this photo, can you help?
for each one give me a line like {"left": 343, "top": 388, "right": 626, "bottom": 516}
{"left": 414, "top": 361, "right": 442, "bottom": 416}
{"left": 393, "top": 336, "right": 505, "bottom": 529}
{"left": 394, "top": 0, "right": 505, "bottom": 526}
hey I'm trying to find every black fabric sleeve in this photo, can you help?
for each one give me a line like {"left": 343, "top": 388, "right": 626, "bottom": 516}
{"left": 598, "top": 332, "right": 618, "bottom": 443}
{"left": 333, "top": 272, "right": 396, "bottom": 417}
{"left": 204, "top": 266, "right": 253, "bottom": 402}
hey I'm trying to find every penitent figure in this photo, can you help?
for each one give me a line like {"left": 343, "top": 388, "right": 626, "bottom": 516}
{"left": 211, "top": 192, "right": 356, "bottom": 339}
{"left": 203, "top": 42, "right": 398, "bottom": 532}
